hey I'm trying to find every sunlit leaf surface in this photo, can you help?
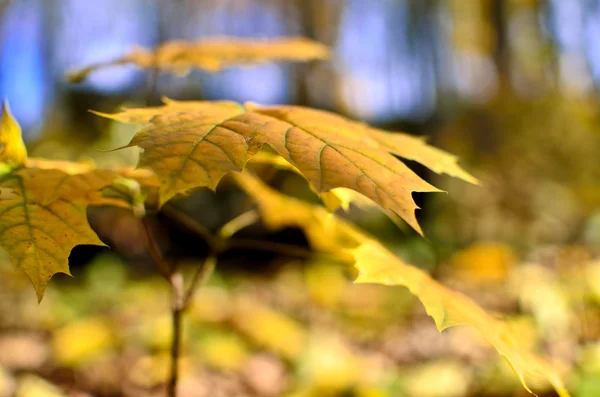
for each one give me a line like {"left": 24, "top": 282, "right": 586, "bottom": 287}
{"left": 236, "top": 172, "right": 569, "bottom": 397}
{"left": 352, "top": 241, "right": 569, "bottom": 397}
{"left": 97, "top": 98, "right": 477, "bottom": 234}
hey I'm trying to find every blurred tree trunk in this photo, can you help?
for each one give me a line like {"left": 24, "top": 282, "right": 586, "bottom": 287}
{"left": 491, "top": 0, "right": 510, "bottom": 86}
{"left": 294, "top": 0, "right": 316, "bottom": 106}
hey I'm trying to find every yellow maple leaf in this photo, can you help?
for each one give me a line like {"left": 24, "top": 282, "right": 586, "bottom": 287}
{"left": 0, "top": 171, "right": 106, "bottom": 301}
{"left": 67, "top": 36, "right": 330, "bottom": 82}
{"left": 0, "top": 107, "right": 158, "bottom": 300}
{"left": 96, "top": 98, "right": 477, "bottom": 235}
{"left": 232, "top": 171, "right": 362, "bottom": 257}
{"left": 0, "top": 100, "right": 27, "bottom": 168}
{"left": 353, "top": 241, "right": 569, "bottom": 397}
{"left": 0, "top": 165, "right": 157, "bottom": 301}
{"left": 235, "top": 172, "right": 570, "bottom": 397}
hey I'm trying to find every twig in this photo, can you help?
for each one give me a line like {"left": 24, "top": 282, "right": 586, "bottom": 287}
{"left": 162, "top": 204, "right": 222, "bottom": 249}
{"left": 227, "top": 238, "right": 316, "bottom": 259}
{"left": 142, "top": 217, "right": 172, "bottom": 279}
{"left": 162, "top": 204, "right": 337, "bottom": 260}
{"left": 141, "top": 217, "right": 181, "bottom": 397}
{"left": 219, "top": 209, "right": 260, "bottom": 238}
{"left": 167, "top": 255, "right": 218, "bottom": 397}
{"left": 142, "top": 203, "right": 345, "bottom": 397}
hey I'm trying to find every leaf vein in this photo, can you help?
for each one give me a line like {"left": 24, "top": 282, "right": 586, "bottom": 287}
{"left": 168, "top": 114, "right": 247, "bottom": 191}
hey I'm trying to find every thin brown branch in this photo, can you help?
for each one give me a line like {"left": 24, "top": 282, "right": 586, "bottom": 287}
{"left": 227, "top": 238, "right": 316, "bottom": 259}
{"left": 142, "top": 217, "right": 172, "bottom": 279}
{"left": 160, "top": 203, "right": 338, "bottom": 261}
{"left": 162, "top": 204, "right": 223, "bottom": 250}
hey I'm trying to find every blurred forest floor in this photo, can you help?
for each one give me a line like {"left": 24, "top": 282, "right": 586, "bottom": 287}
{"left": 1, "top": 239, "right": 600, "bottom": 397}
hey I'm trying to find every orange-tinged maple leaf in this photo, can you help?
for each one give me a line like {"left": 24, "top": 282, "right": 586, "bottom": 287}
{"left": 67, "top": 37, "right": 330, "bottom": 82}
{"left": 96, "top": 98, "right": 477, "bottom": 235}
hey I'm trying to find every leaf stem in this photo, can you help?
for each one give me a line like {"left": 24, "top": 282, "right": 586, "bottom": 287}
{"left": 141, "top": 217, "right": 172, "bottom": 279}
{"left": 162, "top": 204, "right": 223, "bottom": 250}
{"left": 218, "top": 209, "right": 259, "bottom": 238}
{"left": 163, "top": 204, "right": 324, "bottom": 259}
{"left": 144, "top": 206, "right": 341, "bottom": 397}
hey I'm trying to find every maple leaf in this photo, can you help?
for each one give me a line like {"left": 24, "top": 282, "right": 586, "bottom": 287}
{"left": 352, "top": 242, "right": 569, "bottom": 397}
{"left": 0, "top": 171, "right": 106, "bottom": 301}
{"left": 0, "top": 164, "right": 157, "bottom": 301}
{"left": 232, "top": 171, "right": 362, "bottom": 257}
{"left": 0, "top": 102, "right": 158, "bottom": 300}
{"left": 235, "top": 171, "right": 570, "bottom": 397}
{"left": 0, "top": 100, "right": 27, "bottom": 167}
{"left": 67, "top": 37, "right": 330, "bottom": 83}
{"left": 95, "top": 98, "right": 477, "bottom": 235}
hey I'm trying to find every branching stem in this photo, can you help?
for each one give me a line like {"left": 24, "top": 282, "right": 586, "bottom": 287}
{"left": 142, "top": 204, "right": 338, "bottom": 397}
{"left": 163, "top": 204, "right": 330, "bottom": 259}
{"left": 165, "top": 255, "right": 216, "bottom": 397}
{"left": 142, "top": 217, "right": 219, "bottom": 397}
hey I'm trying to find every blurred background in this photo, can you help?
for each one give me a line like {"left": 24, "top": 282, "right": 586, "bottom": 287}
{"left": 1, "top": 0, "right": 600, "bottom": 396}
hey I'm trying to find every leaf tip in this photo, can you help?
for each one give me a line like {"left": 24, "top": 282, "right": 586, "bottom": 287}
{"left": 99, "top": 143, "right": 133, "bottom": 153}
{"left": 0, "top": 99, "right": 28, "bottom": 166}
{"left": 461, "top": 172, "right": 481, "bottom": 186}
{"left": 88, "top": 109, "right": 114, "bottom": 119}
{"left": 31, "top": 278, "right": 48, "bottom": 304}
{"left": 65, "top": 68, "right": 87, "bottom": 84}
{"left": 243, "top": 101, "right": 262, "bottom": 112}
